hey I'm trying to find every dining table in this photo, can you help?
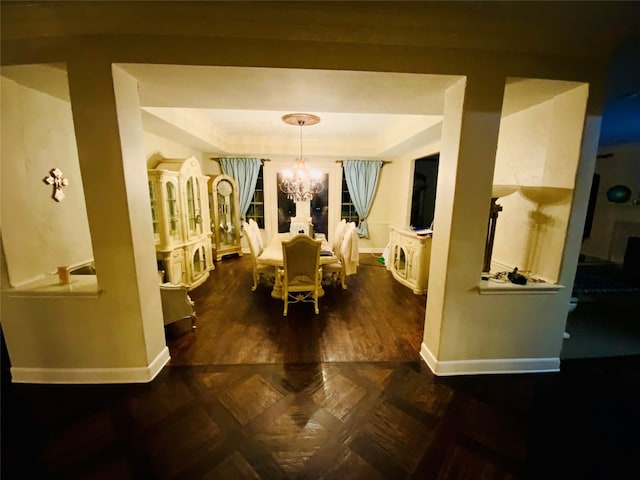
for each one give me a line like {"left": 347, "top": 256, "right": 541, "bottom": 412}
{"left": 256, "top": 232, "right": 339, "bottom": 299}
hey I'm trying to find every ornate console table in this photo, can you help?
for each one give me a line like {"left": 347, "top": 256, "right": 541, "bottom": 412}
{"left": 387, "top": 226, "right": 432, "bottom": 295}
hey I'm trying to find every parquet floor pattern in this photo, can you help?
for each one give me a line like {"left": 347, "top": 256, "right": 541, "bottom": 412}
{"left": 2, "top": 254, "right": 638, "bottom": 479}
{"left": 4, "top": 361, "right": 534, "bottom": 479}
{"left": 166, "top": 254, "right": 426, "bottom": 365}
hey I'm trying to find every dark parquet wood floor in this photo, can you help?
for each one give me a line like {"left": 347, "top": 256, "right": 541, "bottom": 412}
{"left": 166, "top": 254, "right": 426, "bottom": 365}
{"left": 2, "top": 254, "right": 639, "bottom": 479}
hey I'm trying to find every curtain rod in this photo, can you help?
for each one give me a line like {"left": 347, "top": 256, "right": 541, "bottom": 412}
{"left": 335, "top": 160, "right": 391, "bottom": 166}
{"left": 210, "top": 157, "right": 270, "bottom": 165}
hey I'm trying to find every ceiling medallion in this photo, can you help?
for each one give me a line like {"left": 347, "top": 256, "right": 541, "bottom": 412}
{"left": 281, "top": 113, "right": 321, "bottom": 127}
{"left": 279, "top": 113, "right": 324, "bottom": 202}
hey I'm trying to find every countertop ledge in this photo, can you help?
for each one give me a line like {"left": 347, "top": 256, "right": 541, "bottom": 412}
{"left": 477, "top": 279, "right": 565, "bottom": 294}
{"left": 4, "top": 274, "right": 101, "bottom": 297}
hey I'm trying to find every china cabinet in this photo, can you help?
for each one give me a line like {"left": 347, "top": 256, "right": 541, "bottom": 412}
{"left": 148, "top": 157, "right": 213, "bottom": 290}
{"left": 387, "top": 226, "right": 432, "bottom": 294}
{"left": 209, "top": 174, "right": 242, "bottom": 261}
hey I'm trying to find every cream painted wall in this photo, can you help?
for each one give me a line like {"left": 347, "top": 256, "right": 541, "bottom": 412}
{"left": 581, "top": 143, "right": 640, "bottom": 263}
{"left": 422, "top": 78, "right": 466, "bottom": 358}
{"left": 491, "top": 84, "right": 587, "bottom": 282}
{"left": 0, "top": 75, "right": 94, "bottom": 287}
{"left": 0, "top": 63, "right": 169, "bottom": 382}
{"left": 545, "top": 87, "right": 589, "bottom": 187}
{"left": 493, "top": 101, "right": 552, "bottom": 187}
{"left": 112, "top": 66, "right": 168, "bottom": 367}
{"left": 144, "top": 132, "right": 207, "bottom": 173}
{"left": 431, "top": 79, "right": 521, "bottom": 363}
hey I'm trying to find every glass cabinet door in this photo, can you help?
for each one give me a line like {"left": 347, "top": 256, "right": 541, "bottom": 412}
{"left": 216, "top": 178, "right": 236, "bottom": 249}
{"left": 148, "top": 181, "right": 160, "bottom": 244}
{"left": 394, "top": 245, "right": 407, "bottom": 278}
{"left": 186, "top": 177, "right": 203, "bottom": 235}
{"left": 166, "top": 181, "right": 180, "bottom": 241}
{"left": 193, "top": 245, "right": 204, "bottom": 277}
{"left": 210, "top": 174, "right": 242, "bottom": 261}
{"left": 194, "top": 177, "right": 203, "bottom": 234}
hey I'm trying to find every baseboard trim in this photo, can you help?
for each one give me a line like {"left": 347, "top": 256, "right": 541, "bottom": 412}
{"left": 10, "top": 347, "right": 171, "bottom": 384}
{"left": 420, "top": 343, "right": 560, "bottom": 376}
{"left": 359, "top": 247, "right": 384, "bottom": 254}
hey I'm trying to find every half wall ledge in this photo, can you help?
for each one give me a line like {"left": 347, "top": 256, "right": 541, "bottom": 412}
{"left": 477, "top": 280, "right": 565, "bottom": 295}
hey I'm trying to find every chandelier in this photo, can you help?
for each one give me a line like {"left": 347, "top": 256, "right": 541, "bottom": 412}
{"left": 279, "top": 113, "right": 324, "bottom": 202}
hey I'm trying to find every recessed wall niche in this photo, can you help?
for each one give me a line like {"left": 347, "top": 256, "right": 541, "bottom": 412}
{"left": 1, "top": 64, "right": 94, "bottom": 288}
{"left": 489, "top": 78, "right": 589, "bottom": 283}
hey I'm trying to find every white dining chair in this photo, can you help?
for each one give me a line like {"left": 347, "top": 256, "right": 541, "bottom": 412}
{"left": 159, "top": 283, "right": 197, "bottom": 329}
{"left": 243, "top": 221, "right": 273, "bottom": 291}
{"left": 324, "top": 222, "right": 356, "bottom": 289}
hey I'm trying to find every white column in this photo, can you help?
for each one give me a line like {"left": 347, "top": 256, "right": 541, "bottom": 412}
{"left": 67, "top": 58, "right": 167, "bottom": 370}
{"left": 422, "top": 75, "right": 504, "bottom": 365}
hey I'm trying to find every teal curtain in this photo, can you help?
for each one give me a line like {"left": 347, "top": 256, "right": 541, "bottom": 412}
{"left": 219, "top": 158, "right": 261, "bottom": 218}
{"left": 343, "top": 160, "right": 383, "bottom": 238}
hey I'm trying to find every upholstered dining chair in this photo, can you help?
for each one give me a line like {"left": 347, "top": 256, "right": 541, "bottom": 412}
{"left": 322, "top": 255, "right": 346, "bottom": 289}
{"left": 242, "top": 221, "right": 273, "bottom": 291}
{"left": 159, "top": 283, "right": 197, "bottom": 329}
{"left": 323, "top": 221, "right": 357, "bottom": 289}
{"left": 332, "top": 218, "right": 347, "bottom": 253}
{"left": 281, "top": 234, "right": 322, "bottom": 316}
{"left": 248, "top": 218, "right": 264, "bottom": 252}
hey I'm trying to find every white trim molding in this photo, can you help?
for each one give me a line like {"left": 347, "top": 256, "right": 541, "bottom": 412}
{"left": 420, "top": 343, "right": 560, "bottom": 376}
{"left": 10, "top": 347, "right": 171, "bottom": 384}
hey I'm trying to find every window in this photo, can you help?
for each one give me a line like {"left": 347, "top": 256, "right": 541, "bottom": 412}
{"left": 310, "top": 173, "right": 329, "bottom": 236}
{"left": 340, "top": 175, "right": 359, "bottom": 225}
{"left": 276, "top": 172, "right": 296, "bottom": 233}
{"left": 410, "top": 153, "right": 439, "bottom": 229}
{"left": 245, "top": 165, "right": 265, "bottom": 228}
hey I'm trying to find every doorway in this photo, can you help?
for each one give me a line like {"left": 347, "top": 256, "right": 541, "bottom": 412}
{"left": 410, "top": 153, "right": 439, "bottom": 230}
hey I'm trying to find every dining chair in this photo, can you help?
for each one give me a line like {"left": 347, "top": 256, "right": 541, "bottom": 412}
{"left": 248, "top": 218, "right": 264, "bottom": 252}
{"left": 159, "top": 283, "right": 197, "bottom": 329}
{"left": 281, "top": 234, "right": 322, "bottom": 316}
{"left": 323, "top": 221, "right": 357, "bottom": 289}
{"left": 242, "top": 221, "right": 273, "bottom": 291}
{"left": 332, "top": 219, "right": 347, "bottom": 253}
{"left": 322, "top": 255, "right": 345, "bottom": 289}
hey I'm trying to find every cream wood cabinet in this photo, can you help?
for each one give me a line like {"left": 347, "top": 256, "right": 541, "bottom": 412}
{"left": 209, "top": 174, "right": 242, "bottom": 261}
{"left": 387, "top": 226, "right": 432, "bottom": 295}
{"left": 148, "top": 156, "right": 214, "bottom": 290}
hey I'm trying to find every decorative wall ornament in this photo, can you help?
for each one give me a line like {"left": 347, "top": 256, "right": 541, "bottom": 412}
{"left": 43, "top": 168, "right": 69, "bottom": 202}
{"left": 606, "top": 184, "right": 632, "bottom": 203}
